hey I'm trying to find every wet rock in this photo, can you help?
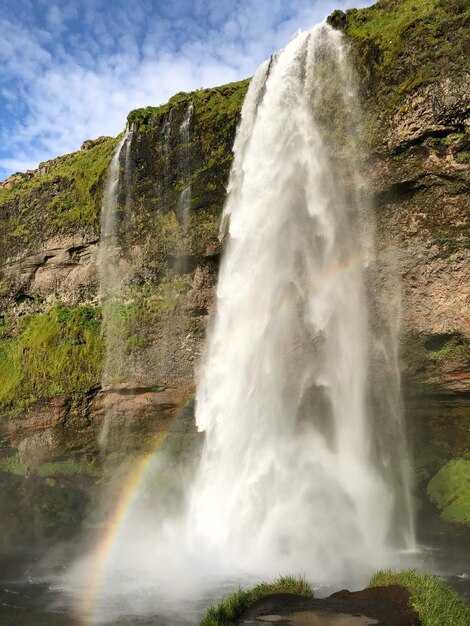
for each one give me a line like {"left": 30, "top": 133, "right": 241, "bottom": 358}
{"left": 386, "top": 76, "right": 470, "bottom": 152}
{"left": 239, "top": 586, "right": 420, "bottom": 625}
{"left": 326, "top": 10, "right": 347, "bottom": 31}
{"left": 80, "top": 135, "right": 112, "bottom": 150}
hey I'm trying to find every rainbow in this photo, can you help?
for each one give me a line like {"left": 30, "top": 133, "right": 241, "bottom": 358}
{"left": 78, "top": 426, "right": 176, "bottom": 625}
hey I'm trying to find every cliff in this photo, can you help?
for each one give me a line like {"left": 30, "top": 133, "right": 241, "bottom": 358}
{"left": 0, "top": 0, "right": 468, "bottom": 544}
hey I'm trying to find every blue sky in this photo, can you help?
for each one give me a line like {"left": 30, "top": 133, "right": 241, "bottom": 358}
{"left": 0, "top": 0, "right": 373, "bottom": 180}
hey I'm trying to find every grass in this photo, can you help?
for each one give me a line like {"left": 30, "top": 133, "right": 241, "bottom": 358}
{"left": 127, "top": 80, "right": 249, "bottom": 130}
{"left": 337, "top": 0, "right": 470, "bottom": 145}
{"left": 200, "top": 575, "right": 313, "bottom": 626}
{"left": 369, "top": 569, "right": 470, "bottom": 626}
{"left": 427, "top": 457, "right": 470, "bottom": 525}
{"left": 0, "top": 136, "right": 117, "bottom": 249}
{"left": 36, "top": 459, "right": 101, "bottom": 477}
{"left": 0, "top": 304, "right": 103, "bottom": 412}
{"left": 0, "top": 454, "right": 101, "bottom": 477}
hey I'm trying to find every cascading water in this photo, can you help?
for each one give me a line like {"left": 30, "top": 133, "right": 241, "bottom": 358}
{"left": 97, "top": 126, "right": 133, "bottom": 447}
{"left": 176, "top": 102, "right": 194, "bottom": 228}
{"left": 175, "top": 102, "right": 194, "bottom": 274}
{"left": 186, "top": 22, "right": 415, "bottom": 581}
{"left": 66, "top": 23, "right": 416, "bottom": 624}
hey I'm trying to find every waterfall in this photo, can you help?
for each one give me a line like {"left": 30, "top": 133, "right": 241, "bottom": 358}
{"left": 175, "top": 102, "right": 194, "bottom": 274}
{"left": 186, "top": 23, "right": 415, "bottom": 581}
{"left": 67, "top": 26, "right": 416, "bottom": 622}
{"left": 97, "top": 126, "right": 133, "bottom": 447}
{"left": 176, "top": 102, "right": 193, "bottom": 228}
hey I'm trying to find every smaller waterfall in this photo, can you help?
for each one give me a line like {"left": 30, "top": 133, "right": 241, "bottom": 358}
{"left": 176, "top": 103, "right": 194, "bottom": 228}
{"left": 124, "top": 123, "right": 135, "bottom": 217}
{"left": 97, "top": 126, "right": 133, "bottom": 447}
{"left": 176, "top": 185, "right": 192, "bottom": 227}
{"left": 175, "top": 103, "right": 194, "bottom": 274}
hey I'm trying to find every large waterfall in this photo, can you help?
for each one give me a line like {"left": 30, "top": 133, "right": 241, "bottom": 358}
{"left": 186, "top": 22, "right": 414, "bottom": 580}
{"left": 68, "top": 23, "right": 415, "bottom": 624}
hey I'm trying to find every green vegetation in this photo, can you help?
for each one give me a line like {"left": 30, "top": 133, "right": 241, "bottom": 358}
{"left": 200, "top": 575, "right": 313, "bottom": 626}
{"left": 36, "top": 459, "right": 101, "bottom": 477}
{"left": 402, "top": 332, "right": 470, "bottom": 385}
{"left": 425, "top": 336, "right": 470, "bottom": 368}
{"left": 125, "top": 79, "right": 249, "bottom": 274}
{"left": 0, "top": 454, "right": 101, "bottom": 477}
{"left": 128, "top": 80, "right": 249, "bottom": 131}
{"left": 0, "top": 304, "right": 103, "bottom": 412}
{"left": 369, "top": 569, "right": 470, "bottom": 626}
{"left": 104, "top": 273, "right": 190, "bottom": 331}
{"left": 336, "top": 0, "right": 470, "bottom": 143}
{"left": 427, "top": 457, "right": 470, "bottom": 524}
{"left": 0, "top": 136, "right": 117, "bottom": 249}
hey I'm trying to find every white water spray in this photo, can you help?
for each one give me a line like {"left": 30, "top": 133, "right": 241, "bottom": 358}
{"left": 187, "top": 23, "right": 414, "bottom": 581}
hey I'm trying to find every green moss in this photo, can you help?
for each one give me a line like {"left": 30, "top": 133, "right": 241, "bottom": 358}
{"left": 128, "top": 80, "right": 249, "bottom": 130}
{"left": 100, "top": 272, "right": 192, "bottom": 383}
{"left": 369, "top": 569, "right": 470, "bottom": 626}
{"left": 337, "top": 0, "right": 470, "bottom": 145}
{"left": 0, "top": 455, "right": 101, "bottom": 477}
{"left": 0, "top": 137, "right": 117, "bottom": 250}
{"left": 426, "top": 337, "right": 469, "bottom": 366}
{"left": 402, "top": 332, "right": 470, "bottom": 383}
{"left": 0, "top": 304, "right": 103, "bottom": 412}
{"left": 427, "top": 458, "right": 470, "bottom": 525}
{"left": 125, "top": 79, "right": 249, "bottom": 272}
{"left": 200, "top": 575, "right": 314, "bottom": 626}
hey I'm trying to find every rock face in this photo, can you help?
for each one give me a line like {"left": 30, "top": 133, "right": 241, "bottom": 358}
{"left": 0, "top": 0, "right": 468, "bottom": 542}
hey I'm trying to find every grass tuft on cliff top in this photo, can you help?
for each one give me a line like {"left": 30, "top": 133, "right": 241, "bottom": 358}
{"left": 337, "top": 0, "right": 470, "bottom": 131}
{"left": 369, "top": 569, "right": 470, "bottom": 626}
{"left": 127, "top": 79, "right": 249, "bottom": 131}
{"left": 200, "top": 575, "right": 314, "bottom": 626}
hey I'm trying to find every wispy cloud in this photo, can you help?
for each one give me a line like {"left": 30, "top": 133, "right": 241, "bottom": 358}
{"left": 0, "top": 0, "right": 373, "bottom": 179}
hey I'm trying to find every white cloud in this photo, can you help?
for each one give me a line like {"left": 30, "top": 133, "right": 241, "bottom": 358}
{"left": 0, "top": 0, "right": 374, "bottom": 180}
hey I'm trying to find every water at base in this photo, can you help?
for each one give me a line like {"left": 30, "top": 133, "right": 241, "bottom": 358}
{"left": 2, "top": 534, "right": 469, "bottom": 625}
{"left": 52, "top": 22, "right": 418, "bottom": 624}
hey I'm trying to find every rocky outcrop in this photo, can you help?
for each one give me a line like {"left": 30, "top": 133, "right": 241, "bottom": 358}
{"left": 386, "top": 76, "right": 470, "bottom": 151}
{"left": 1, "top": 236, "right": 99, "bottom": 309}
{"left": 239, "top": 587, "right": 420, "bottom": 626}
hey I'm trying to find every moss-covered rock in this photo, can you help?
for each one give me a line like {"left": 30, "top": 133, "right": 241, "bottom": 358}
{"left": 330, "top": 0, "right": 470, "bottom": 150}
{"left": 369, "top": 569, "right": 470, "bottom": 626}
{"left": 427, "top": 457, "right": 470, "bottom": 525}
{"left": 0, "top": 137, "right": 117, "bottom": 260}
{"left": 124, "top": 80, "right": 249, "bottom": 268}
{"left": 0, "top": 304, "right": 103, "bottom": 412}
